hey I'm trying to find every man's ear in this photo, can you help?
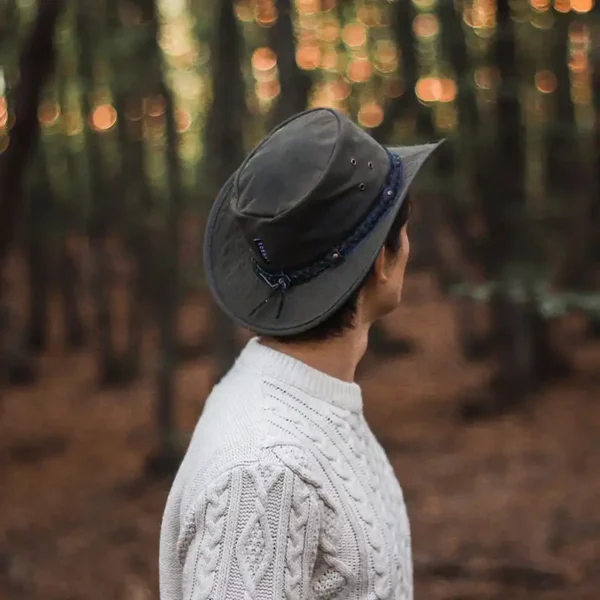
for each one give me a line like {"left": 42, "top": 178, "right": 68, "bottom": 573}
{"left": 371, "top": 245, "right": 393, "bottom": 285}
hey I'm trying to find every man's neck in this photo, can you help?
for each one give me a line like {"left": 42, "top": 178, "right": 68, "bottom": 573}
{"left": 260, "top": 325, "right": 370, "bottom": 383}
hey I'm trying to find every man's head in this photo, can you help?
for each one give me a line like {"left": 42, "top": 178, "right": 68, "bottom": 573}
{"left": 203, "top": 108, "right": 441, "bottom": 338}
{"left": 268, "top": 197, "right": 412, "bottom": 344}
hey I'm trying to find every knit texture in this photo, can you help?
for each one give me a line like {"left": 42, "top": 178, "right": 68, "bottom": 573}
{"left": 159, "top": 338, "right": 412, "bottom": 600}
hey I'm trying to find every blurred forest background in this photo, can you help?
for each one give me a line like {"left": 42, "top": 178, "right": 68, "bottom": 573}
{"left": 1, "top": 0, "right": 600, "bottom": 598}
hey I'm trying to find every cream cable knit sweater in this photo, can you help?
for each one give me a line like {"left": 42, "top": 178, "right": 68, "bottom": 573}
{"left": 159, "top": 338, "right": 412, "bottom": 600}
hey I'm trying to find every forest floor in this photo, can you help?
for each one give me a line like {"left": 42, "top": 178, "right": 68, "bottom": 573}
{"left": 1, "top": 270, "right": 600, "bottom": 600}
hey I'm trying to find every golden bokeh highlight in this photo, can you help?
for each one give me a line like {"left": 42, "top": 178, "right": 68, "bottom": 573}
{"left": 342, "top": 23, "right": 367, "bottom": 48}
{"left": 63, "top": 112, "right": 83, "bottom": 137}
{"left": 252, "top": 47, "right": 278, "bottom": 81}
{"left": 347, "top": 58, "right": 372, "bottom": 83}
{"left": 255, "top": 0, "right": 277, "bottom": 26}
{"left": 463, "top": 0, "right": 496, "bottom": 33}
{"left": 90, "top": 104, "right": 117, "bottom": 132}
{"left": 318, "top": 19, "right": 339, "bottom": 43}
{"left": 415, "top": 77, "right": 457, "bottom": 103}
{"left": 296, "top": 43, "right": 321, "bottom": 70}
{"left": 296, "top": 0, "right": 320, "bottom": 15}
{"left": 357, "top": 4, "right": 382, "bottom": 27}
{"left": 413, "top": 14, "right": 439, "bottom": 39}
{"left": 535, "top": 70, "right": 557, "bottom": 93}
{"left": 474, "top": 66, "right": 500, "bottom": 90}
{"left": 553, "top": 0, "right": 571, "bottom": 12}
{"left": 175, "top": 109, "right": 192, "bottom": 133}
{"left": 146, "top": 95, "right": 166, "bottom": 117}
{"left": 374, "top": 40, "right": 398, "bottom": 73}
{"left": 530, "top": 0, "right": 550, "bottom": 11}
{"left": 568, "top": 50, "right": 587, "bottom": 73}
{"left": 255, "top": 80, "right": 281, "bottom": 100}
{"left": 0, "top": 98, "right": 8, "bottom": 129}
{"left": 320, "top": 48, "right": 339, "bottom": 70}
{"left": 331, "top": 79, "right": 351, "bottom": 101}
{"left": 234, "top": 0, "right": 254, "bottom": 22}
{"left": 570, "top": 0, "right": 593, "bottom": 12}
{"left": 358, "top": 102, "right": 384, "bottom": 128}
{"left": 38, "top": 101, "right": 61, "bottom": 127}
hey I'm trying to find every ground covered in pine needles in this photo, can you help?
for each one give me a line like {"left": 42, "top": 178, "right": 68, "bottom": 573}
{"left": 1, "top": 272, "right": 599, "bottom": 600}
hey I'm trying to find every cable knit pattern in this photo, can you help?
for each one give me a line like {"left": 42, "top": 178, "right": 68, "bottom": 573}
{"left": 159, "top": 338, "right": 413, "bottom": 600}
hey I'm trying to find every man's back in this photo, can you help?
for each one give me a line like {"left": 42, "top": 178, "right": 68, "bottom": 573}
{"left": 159, "top": 338, "right": 413, "bottom": 599}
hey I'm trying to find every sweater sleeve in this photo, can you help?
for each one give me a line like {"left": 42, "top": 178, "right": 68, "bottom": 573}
{"left": 178, "top": 462, "right": 322, "bottom": 600}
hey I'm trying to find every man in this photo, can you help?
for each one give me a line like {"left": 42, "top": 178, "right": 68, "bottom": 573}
{"left": 159, "top": 108, "right": 441, "bottom": 599}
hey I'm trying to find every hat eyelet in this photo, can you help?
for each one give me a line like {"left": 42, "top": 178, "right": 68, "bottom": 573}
{"left": 358, "top": 183, "right": 366, "bottom": 191}
{"left": 332, "top": 250, "right": 341, "bottom": 261}
{"left": 368, "top": 161, "right": 374, "bottom": 169}
{"left": 386, "top": 189, "right": 394, "bottom": 197}
{"left": 350, "top": 158, "right": 357, "bottom": 166}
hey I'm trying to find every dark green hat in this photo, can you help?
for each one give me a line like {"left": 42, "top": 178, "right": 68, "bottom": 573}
{"left": 204, "top": 108, "right": 441, "bottom": 336}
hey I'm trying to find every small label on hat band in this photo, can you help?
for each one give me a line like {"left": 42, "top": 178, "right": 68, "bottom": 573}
{"left": 253, "top": 238, "right": 270, "bottom": 263}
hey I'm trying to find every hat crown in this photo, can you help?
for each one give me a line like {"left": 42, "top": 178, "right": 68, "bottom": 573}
{"left": 232, "top": 108, "right": 389, "bottom": 270}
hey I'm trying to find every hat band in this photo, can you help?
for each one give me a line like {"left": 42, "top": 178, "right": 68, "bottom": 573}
{"left": 249, "top": 149, "right": 404, "bottom": 319}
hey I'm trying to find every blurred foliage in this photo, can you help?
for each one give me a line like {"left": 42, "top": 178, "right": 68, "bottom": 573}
{"left": 0, "top": 0, "right": 599, "bottom": 417}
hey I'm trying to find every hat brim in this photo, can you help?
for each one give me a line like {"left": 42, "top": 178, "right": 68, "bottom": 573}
{"left": 203, "top": 142, "right": 443, "bottom": 337}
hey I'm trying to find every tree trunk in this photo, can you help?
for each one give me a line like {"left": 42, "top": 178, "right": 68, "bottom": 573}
{"left": 267, "top": 0, "right": 312, "bottom": 128}
{"left": 202, "top": 0, "right": 249, "bottom": 382}
{"left": 155, "top": 87, "right": 181, "bottom": 471}
{"left": 106, "top": 0, "right": 147, "bottom": 375}
{"left": 464, "top": 0, "right": 570, "bottom": 418}
{"left": 89, "top": 235, "right": 117, "bottom": 383}
{"left": 135, "top": 0, "right": 183, "bottom": 474}
{"left": 0, "top": 0, "right": 63, "bottom": 296}
{"left": 58, "top": 239, "right": 86, "bottom": 349}
{"left": 76, "top": 3, "right": 121, "bottom": 383}
{"left": 25, "top": 189, "right": 49, "bottom": 353}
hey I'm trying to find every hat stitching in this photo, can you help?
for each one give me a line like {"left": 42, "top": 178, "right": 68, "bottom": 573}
{"left": 248, "top": 150, "right": 404, "bottom": 319}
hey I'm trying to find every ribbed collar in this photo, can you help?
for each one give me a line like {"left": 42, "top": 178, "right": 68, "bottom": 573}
{"left": 238, "top": 337, "right": 363, "bottom": 413}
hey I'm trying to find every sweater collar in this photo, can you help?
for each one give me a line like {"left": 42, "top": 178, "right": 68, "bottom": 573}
{"left": 238, "top": 337, "right": 363, "bottom": 413}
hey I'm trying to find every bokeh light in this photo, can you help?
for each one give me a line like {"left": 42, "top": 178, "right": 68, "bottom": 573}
{"left": 415, "top": 77, "right": 457, "bottom": 103}
{"left": 413, "top": 14, "right": 440, "bottom": 39}
{"left": 0, "top": 97, "right": 7, "bottom": 128}
{"left": 296, "top": 0, "right": 320, "bottom": 15}
{"left": 252, "top": 47, "right": 278, "bottom": 81}
{"left": 374, "top": 40, "right": 398, "bottom": 73}
{"left": 255, "top": 0, "right": 277, "bottom": 26}
{"left": 255, "top": 80, "right": 281, "bottom": 101}
{"left": 38, "top": 101, "right": 61, "bottom": 128}
{"left": 554, "top": 0, "right": 571, "bottom": 12}
{"left": 175, "top": 109, "right": 192, "bottom": 133}
{"left": 90, "top": 104, "right": 117, "bottom": 132}
{"left": 63, "top": 112, "right": 83, "bottom": 137}
{"left": 320, "top": 48, "right": 339, "bottom": 70}
{"left": 474, "top": 66, "right": 500, "bottom": 90}
{"left": 318, "top": 19, "right": 339, "bottom": 43}
{"left": 342, "top": 23, "right": 367, "bottom": 48}
{"left": 296, "top": 43, "right": 321, "bottom": 70}
{"left": 535, "top": 70, "right": 557, "bottom": 93}
{"left": 530, "top": 0, "right": 550, "bottom": 11}
{"left": 347, "top": 58, "right": 372, "bottom": 83}
{"left": 571, "top": 0, "right": 594, "bottom": 13}
{"left": 358, "top": 102, "right": 384, "bottom": 128}
{"left": 146, "top": 95, "right": 166, "bottom": 117}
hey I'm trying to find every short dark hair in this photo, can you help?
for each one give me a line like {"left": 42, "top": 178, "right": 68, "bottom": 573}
{"left": 269, "top": 197, "right": 412, "bottom": 344}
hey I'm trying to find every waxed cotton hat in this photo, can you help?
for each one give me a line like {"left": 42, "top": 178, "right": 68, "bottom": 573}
{"left": 203, "top": 108, "right": 442, "bottom": 336}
